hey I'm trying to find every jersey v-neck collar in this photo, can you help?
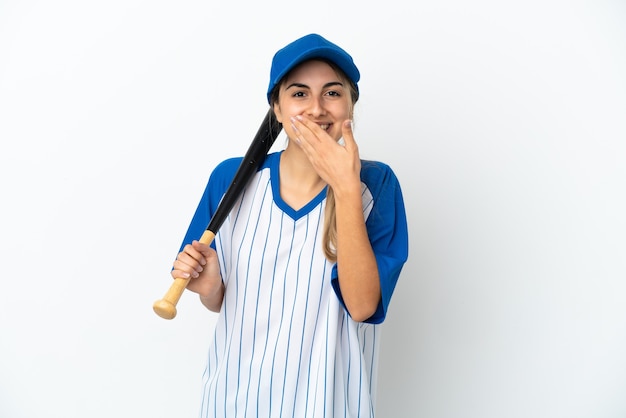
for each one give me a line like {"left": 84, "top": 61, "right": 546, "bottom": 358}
{"left": 268, "top": 151, "right": 328, "bottom": 221}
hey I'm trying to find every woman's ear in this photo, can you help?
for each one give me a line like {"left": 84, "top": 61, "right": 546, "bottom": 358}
{"left": 273, "top": 102, "right": 283, "bottom": 124}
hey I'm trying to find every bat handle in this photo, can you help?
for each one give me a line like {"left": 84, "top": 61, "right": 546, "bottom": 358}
{"left": 153, "top": 230, "right": 216, "bottom": 319}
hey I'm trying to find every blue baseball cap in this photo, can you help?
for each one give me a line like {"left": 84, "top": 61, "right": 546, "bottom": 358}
{"left": 267, "top": 33, "right": 360, "bottom": 103}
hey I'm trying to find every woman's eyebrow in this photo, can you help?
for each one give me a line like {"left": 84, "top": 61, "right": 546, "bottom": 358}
{"left": 285, "top": 82, "right": 309, "bottom": 90}
{"left": 285, "top": 81, "right": 345, "bottom": 90}
{"left": 323, "top": 81, "right": 344, "bottom": 89}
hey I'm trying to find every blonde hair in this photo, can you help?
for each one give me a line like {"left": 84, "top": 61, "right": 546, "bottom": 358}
{"left": 270, "top": 59, "right": 359, "bottom": 262}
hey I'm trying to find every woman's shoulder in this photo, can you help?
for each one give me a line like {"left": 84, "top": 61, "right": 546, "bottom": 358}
{"left": 360, "top": 159, "right": 399, "bottom": 184}
{"left": 214, "top": 152, "right": 280, "bottom": 173}
{"left": 213, "top": 156, "right": 243, "bottom": 175}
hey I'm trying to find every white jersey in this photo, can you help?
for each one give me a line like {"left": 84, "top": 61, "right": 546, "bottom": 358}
{"left": 179, "top": 151, "right": 408, "bottom": 418}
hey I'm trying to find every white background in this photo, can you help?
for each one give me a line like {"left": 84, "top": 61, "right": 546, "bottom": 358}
{"left": 1, "top": 1, "right": 625, "bottom": 417}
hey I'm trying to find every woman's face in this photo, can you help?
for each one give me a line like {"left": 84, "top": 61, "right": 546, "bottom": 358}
{"left": 273, "top": 60, "right": 352, "bottom": 143}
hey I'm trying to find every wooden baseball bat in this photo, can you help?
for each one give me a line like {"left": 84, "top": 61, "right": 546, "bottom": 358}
{"left": 153, "top": 109, "right": 282, "bottom": 319}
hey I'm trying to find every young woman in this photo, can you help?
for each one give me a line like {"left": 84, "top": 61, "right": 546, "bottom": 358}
{"left": 171, "top": 33, "right": 409, "bottom": 417}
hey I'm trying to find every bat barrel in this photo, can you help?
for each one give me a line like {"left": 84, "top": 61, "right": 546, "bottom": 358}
{"left": 206, "top": 110, "right": 282, "bottom": 233}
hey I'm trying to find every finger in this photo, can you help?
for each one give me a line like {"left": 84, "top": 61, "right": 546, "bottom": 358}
{"left": 191, "top": 240, "right": 212, "bottom": 258}
{"left": 175, "top": 246, "right": 206, "bottom": 277}
{"left": 292, "top": 115, "right": 331, "bottom": 142}
{"left": 290, "top": 116, "right": 307, "bottom": 144}
{"left": 341, "top": 119, "right": 356, "bottom": 149}
{"left": 171, "top": 260, "right": 201, "bottom": 279}
{"left": 183, "top": 242, "right": 206, "bottom": 265}
{"left": 174, "top": 253, "right": 204, "bottom": 274}
{"left": 289, "top": 118, "right": 313, "bottom": 153}
{"left": 171, "top": 267, "right": 192, "bottom": 279}
{"left": 292, "top": 114, "right": 314, "bottom": 132}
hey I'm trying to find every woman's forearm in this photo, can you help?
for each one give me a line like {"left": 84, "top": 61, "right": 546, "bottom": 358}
{"left": 334, "top": 187, "right": 380, "bottom": 322}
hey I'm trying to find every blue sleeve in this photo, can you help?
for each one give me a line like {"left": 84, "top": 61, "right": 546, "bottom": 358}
{"left": 331, "top": 161, "right": 409, "bottom": 324}
{"left": 178, "top": 157, "right": 244, "bottom": 252}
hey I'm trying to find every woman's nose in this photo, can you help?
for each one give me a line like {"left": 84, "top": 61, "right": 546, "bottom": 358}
{"left": 306, "top": 96, "right": 325, "bottom": 117}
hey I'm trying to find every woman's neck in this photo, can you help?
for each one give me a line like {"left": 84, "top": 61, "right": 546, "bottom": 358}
{"left": 279, "top": 145, "right": 327, "bottom": 210}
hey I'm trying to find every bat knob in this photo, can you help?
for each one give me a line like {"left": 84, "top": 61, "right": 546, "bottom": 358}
{"left": 153, "top": 299, "right": 177, "bottom": 320}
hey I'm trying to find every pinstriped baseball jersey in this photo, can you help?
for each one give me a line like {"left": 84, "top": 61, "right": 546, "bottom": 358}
{"left": 180, "top": 151, "right": 408, "bottom": 418}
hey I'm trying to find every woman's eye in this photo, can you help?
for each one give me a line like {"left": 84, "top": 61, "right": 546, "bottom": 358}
{"left": 326, "top": 90, "right": 341, "bottom": 97}
{"left": 293, "top": 91, "right": 306, "bottom": 97}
